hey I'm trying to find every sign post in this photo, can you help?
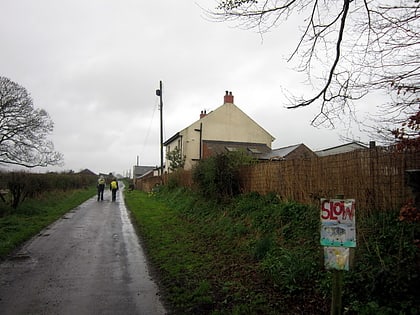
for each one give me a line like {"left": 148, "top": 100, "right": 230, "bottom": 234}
{"left": 320, "top": 198, "right": 356, "bottom": 315}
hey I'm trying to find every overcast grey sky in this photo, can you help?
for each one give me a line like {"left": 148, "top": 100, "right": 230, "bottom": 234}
{"left": 0, "top": 0, "right": 373, "bottom": 175}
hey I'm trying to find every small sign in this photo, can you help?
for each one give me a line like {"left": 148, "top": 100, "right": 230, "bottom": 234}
{"left": 320, "top": 199, "right": 356, "bottom": 247}
{"left": 324, "top": 247, "right": 350, "bottom": 271}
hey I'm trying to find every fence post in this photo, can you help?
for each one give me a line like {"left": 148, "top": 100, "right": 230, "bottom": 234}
{"left": 330, "top": 194, "right": 345, "bottom": 315}
{"left": 331, "top": 270, "right": 344, "bottom": 315}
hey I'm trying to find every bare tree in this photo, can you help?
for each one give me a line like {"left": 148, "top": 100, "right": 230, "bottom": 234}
{"left": 0, "top": 76, "right": 63, "bottom": 168}
{"left": 208, "top": 0, "right": 419, "bottom": 131}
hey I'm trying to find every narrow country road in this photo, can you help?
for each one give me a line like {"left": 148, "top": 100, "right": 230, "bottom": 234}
{"left": 0, "top": 183, "right": 166, "bottom": 315}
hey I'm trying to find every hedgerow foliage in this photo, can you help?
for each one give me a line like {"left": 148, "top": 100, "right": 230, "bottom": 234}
{"left": 0, "top": 171, "right": 96, "bottom": 213}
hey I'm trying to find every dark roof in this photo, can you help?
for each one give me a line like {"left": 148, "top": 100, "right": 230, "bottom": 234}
{"left": 78, "top": 169, "right": 96, "bottom": 176}
{"left": 163, "top": 132, "right": 181, "bottom": 146}
{"left": 203, "top": 140, "right": 271, "bottom": 157}
{"left": 315, "top": 141, "right": 368, "bottom": 157}
{"left": 261, "top": 144, "right": 301, "bottom": 159}
{"left": 133, "top": 166, "right": 156, "bottom": 177}
{"left": 259, "top": 143, "right": 316, "bottom": 160}
{"left": 137, "top": 169, "right": 155, "bottom": 179}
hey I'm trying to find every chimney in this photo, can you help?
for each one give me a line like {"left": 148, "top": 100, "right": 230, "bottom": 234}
{"left": 224, "top": 91, "right": 234, "bottom": 104}
{"left": 200, "top": 110, "right": 207, "bottom": 119}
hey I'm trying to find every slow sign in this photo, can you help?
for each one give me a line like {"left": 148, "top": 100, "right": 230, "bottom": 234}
{"left": 320, "top": 199, "right": 356, "bottom": 247}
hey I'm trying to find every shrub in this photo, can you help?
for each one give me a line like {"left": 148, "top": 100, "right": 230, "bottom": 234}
{"left": 345, "top": 210, "right": 420, "bottom": 313}
{"left": 166, "top": 147, "right": 186, "bottom": 172}
{"left": 192, "top": 151, "right": 255, "bottom": 202}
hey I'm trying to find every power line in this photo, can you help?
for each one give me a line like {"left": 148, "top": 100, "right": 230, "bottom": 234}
{"left": 139, "top": 97, "right": 159, "bottom": 161}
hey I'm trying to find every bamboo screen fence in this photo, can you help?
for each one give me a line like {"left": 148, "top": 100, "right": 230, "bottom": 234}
{"left": 152, "top": 147, "right": 419, "bottom": 212}
{"left": 239, "top": 148, "right": 420, "bottom": 212}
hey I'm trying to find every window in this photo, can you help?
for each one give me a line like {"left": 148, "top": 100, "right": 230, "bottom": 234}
{"left": 248, "top": 147, "right": 262, "bottom": 154}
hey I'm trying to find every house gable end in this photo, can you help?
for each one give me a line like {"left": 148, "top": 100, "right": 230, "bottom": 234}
{"left": 163, "top": 91, "right": 276, "bottom": 171}
{"left": 199, "top": 103, "right": 275, "bottom": 144}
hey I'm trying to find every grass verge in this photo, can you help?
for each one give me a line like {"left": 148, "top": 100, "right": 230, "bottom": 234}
{"left": 0, "top": 187, "right": 96, "bottom": 259}
{"left": 124, "top": 187, "right": 419, "bottom": 315}
{"left": 125, "top": 188, "right": 324, "bottom": 314}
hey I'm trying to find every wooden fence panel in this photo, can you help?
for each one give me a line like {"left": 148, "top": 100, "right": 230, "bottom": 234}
{"left": 142, "top": 148, "right": 419, "bottom": 212}
{"left": 135, "top": 176, "right": 162, "bottom": 192}
{"left": 239, "top": 148, "right": 420, "bottom": 212}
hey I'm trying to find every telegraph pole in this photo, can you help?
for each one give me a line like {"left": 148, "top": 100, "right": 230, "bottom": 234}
{"left": 156, "top": 81, "right": 164, "bottom": 176}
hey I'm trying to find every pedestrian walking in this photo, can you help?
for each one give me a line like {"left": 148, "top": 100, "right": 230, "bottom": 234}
{"left": 97, "top": 175, "right": 106, "bottom": 201}
{"left": 110, "top": 178, "right": 119, "bottom": 202}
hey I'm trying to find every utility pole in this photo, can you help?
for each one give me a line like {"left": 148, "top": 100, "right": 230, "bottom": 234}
{"left": 194, "top": 122, "right": 203, "bottom": 160}
{"left": 156, "top": 81, "right": 164, "bottom": 176}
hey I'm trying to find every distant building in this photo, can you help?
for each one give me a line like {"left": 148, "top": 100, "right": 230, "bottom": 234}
{"left": 315, "top": 141, "right": 368, "bottom": 157}
{"left": 261, "top": 143, "right": 317, "bottom": 160}
{"left": 133, "top": 165, "right": 157, "bottom": 179}
{"left": 78, "top": 169, "right": 96, "bottom": 176}
{"left": 133, "top": 165, "right": 160, "bottom": 191}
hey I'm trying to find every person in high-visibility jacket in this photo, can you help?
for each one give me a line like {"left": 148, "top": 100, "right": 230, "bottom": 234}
{"left": 97, "top": 175, "right": 106, "bottom": 201}
{"left": 110, "top": 178, "right": 119, "bottom": 202}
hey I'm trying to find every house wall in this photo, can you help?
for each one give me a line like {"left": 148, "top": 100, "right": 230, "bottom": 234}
{"left": 200, "top": 103, "right": 273, "bottom": 146}
{"left": 181, "top": 125, "right": 201, "bottom": 170}
{"left": 164, "top": 136, "right": 183, "bottom": 173}
{"left": 172, "top": 103, "right": 274, "bottom": 171}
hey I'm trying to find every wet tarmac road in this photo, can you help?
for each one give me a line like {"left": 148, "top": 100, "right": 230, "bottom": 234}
{"left": 0, "top": 183, "right": 166, "bottom": 315}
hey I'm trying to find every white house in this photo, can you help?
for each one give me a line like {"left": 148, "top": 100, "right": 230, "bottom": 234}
{"left": 163, "top": 91, "right": 275, "bottom": 171}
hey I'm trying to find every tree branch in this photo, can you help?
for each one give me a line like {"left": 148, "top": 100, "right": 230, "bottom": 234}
{"left": 287, "top": 0, "right": 351, "bottom": 110}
